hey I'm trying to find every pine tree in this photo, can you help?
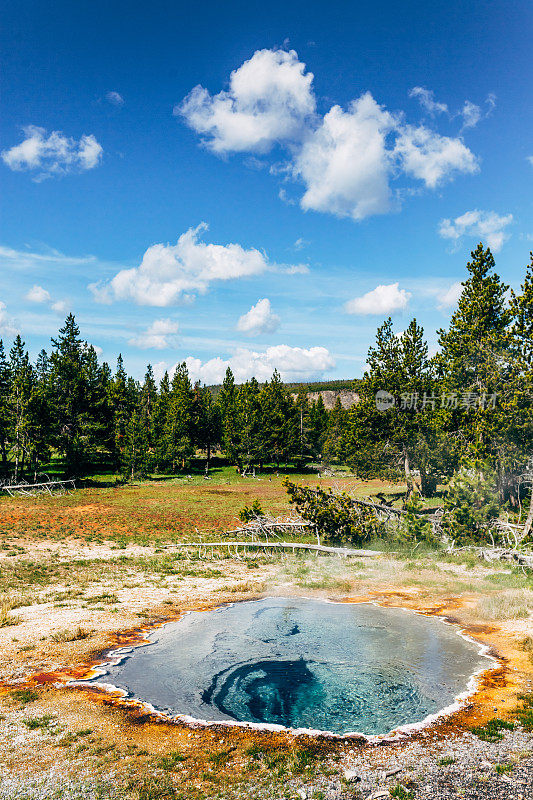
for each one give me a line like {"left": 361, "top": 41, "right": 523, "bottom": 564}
{"left": 27, "top": 350, "right": 52, "bottom": 479}
{"left": 8, "top": 336, "right": 39, "bottom": 481}
{"left": 260, "top": 370, "right": 297, "bottom": 467}
{"left": 436, "top": 244, "right": 514, "bottom": 492}
{"left": 344, "top": 318, "right": 437, "bottom": 493}
{"left": 504, "top": 253, "right": 533, "bottom": 527}
{"left": 165, "top": 363, "right": 194, "bottom": 471}
{"left": 108, "top": 354, "right": 132, "bottom": 470}
{"left": 49, "top": 315, "right": 101, "bottom": 475}
{"left": 442, "top": 462, "right": 500, "bottom": 545}
{"left": 35, "top": 349, "right": 49, "bottom": 380}
{"left": 218, "top": 367, "right": 242, "bottom": 467}
{"left": 323, "top": 395, "right": 347, "bottom": 463}
{"left": 83, "top": 344, "right": 107, "bottom": 448}
{"left": 293, "top": 387, "right": 311, "bottom": 462}
{"left": 398, "top": 319, "right": 441, "bottom": 494}
{"left": 97, "top": 360, "right": 114, "bottom": 457}
{"left": 308, "top": 395, "right": 328, "bottom": 459}
{"left": 140, "top": 365, "right": 157, "bottom": 447}
{"left": 192, "top": 383, "right": 221, "bottom": 472}
{"left": 237, "top": 378, "right": 263, "bottom": 469}
{"left": 401, "top": 491, "right": 434, "bottom": 543}
{"left": 343, "top": 320, "right": 398, "bottom": 480}
{"left": 510, "top": 252, "right": 533, "bottom": 366}
{"left": 0, "top": 341, "right": 10, "bottom": 473}
{"left": 437, "top": 243, "right": 511, "bottom": 389}
{"left": 122, "top": 408, "right": 151, "bottom": 481}
{"left": 153, "top": 371, "right": 171, "bottom": 470}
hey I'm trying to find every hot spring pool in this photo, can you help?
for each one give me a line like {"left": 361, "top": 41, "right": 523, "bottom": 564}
{"left": 89, "top": 597, "right": 493, "bottom": 736}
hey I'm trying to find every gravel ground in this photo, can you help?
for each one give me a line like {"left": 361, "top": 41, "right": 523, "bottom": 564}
{"left": 314, "top": 727, "right": 533, "bottom": 800}
{"left": 0, "top": 721, "right": 531, "bottom": 800}
{"left": 0, "top": 775, "right": 121, "bottom": 800}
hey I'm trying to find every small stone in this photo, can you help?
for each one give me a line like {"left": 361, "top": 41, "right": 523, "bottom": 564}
{"left": 344, "top": 769, "right": 361, "bottom": 782}
{"left": 369, "top": 792, "right": 390, "bottom": 799}
{"left": 296, "top": 789, "right": 307, "bottom": 799}
{"left": 384, "top": 767, "right": 402, "bottom": 778}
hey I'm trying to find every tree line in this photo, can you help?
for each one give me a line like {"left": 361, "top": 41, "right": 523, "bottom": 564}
{"left": 0, "top": 244, "right": 532, "bottom": 532}
{"left": 0, "top": 316, "right": 331, "bottom": 482}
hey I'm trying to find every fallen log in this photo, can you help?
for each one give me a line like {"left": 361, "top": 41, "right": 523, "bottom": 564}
{"left": 478, "top": 547, "right": 533, "bottom": 568}
{"left": 448, "top": 544, "right": 533, "bottom": 569}
{"left": 163, "top": 541, "right": 382, "bottom": 558}
{"left": 2, "top": 479, "right": 76, "bottom": 497}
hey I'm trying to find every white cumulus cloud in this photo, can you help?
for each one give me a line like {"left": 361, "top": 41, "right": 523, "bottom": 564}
{"left": 51, "top": 300, "right": 68, "bottom": 314}
{"left": 90, "top": 223, "right": 281, "bottom": 306}
{"left": 237, "top": 298, "right": 280, "bottom": 336}
{"left": 129, "top": 318, "right": 180, "bottom": 349}
{"left": 77, "top": 135, "right": 103, "bottom": 170}
{"left": 294, "top": 93, "right": 396, "bottom": 220}
{"left": 438, "top": 209, "right": 513, "bottom": 252}
{"left": 0, "top": 301, "right": 18, "bottom": 338}
{"left": 26, "top": 285, "right": 51, "bottom": 303}
{"left": 179, "top": 50, "right": 483, "bottom": 221}
{"left": 437, "top": 281, "right": 463, "bottom": 310}
{"left": 182, "top": 344, "right": 335, "bottom": 384}
{"left": 25, "top": 283, "right": 68, "bottom": 314}
{"left": 177, "top": 48, "right": 315, "bottom": 154}
{"left": 394, "top": 125, "right": 479, "bottom": 188}
{"left": 345, "top": 282, "right": 411, "bottom": 315}
{"left": 2, "top": 126, "right": 103, "bottom": 180}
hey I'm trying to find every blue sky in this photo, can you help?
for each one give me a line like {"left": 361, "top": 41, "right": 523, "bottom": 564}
{"left": 1, "top": 0, "right": 532, "bottom": 383}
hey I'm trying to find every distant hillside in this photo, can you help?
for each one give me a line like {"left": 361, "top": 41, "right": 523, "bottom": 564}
{"left": 284, "top": 379, "right": 361, "bottom": 393}
{"left": 207, "top": 378, "right": 360, "bottom": 409}
{"left": 291, "top": 388, "right": 359, "bottom": 410}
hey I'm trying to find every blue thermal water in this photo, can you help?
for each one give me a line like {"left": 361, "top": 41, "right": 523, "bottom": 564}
{"left": 90, "top": 597, "right": 491, "bottom": 735}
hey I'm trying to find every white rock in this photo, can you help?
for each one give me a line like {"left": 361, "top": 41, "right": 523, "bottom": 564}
{"left": 384, "top": 767, "right": 402, "bottom": 778}
{"left": 344, "top": 769, "right": 360, "bottom": 782}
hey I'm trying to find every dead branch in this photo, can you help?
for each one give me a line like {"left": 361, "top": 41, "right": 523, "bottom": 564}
{"left": 1, "top": 479, "right": 76, "bottom": 497}
{"left": 164, "top": 540, "right": 381, "bottom": 558}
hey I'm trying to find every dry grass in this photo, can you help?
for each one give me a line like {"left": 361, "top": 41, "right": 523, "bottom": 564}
{"left": 0, "top": 595, "right": 25, "bottom": 628}
{"left": 520, "top": 635, "right": 533, "bottom": 663}
{"left": 50, "top": 627, "right": 92, "bottom": 643}
{"left": 477, "top": 589, "right": 533, "bottom": 620}
{"left": 0, "top": 468, "right": 403, "bottom": 544}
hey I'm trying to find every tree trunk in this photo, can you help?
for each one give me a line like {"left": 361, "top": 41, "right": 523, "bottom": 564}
{"left": 403, "top": 446, "right": 413, "bottom": 495}
{"left": 523, "top": 485, "right": 533, "bottom": 540}
{"left": 206, "top": 442, "right": 211, "bottom": 472}
{"left": 420, "top": 471, "right": 437, "bottom": 497}
{"left": 497, "top": 458, "right": 505, "bottom": 504}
